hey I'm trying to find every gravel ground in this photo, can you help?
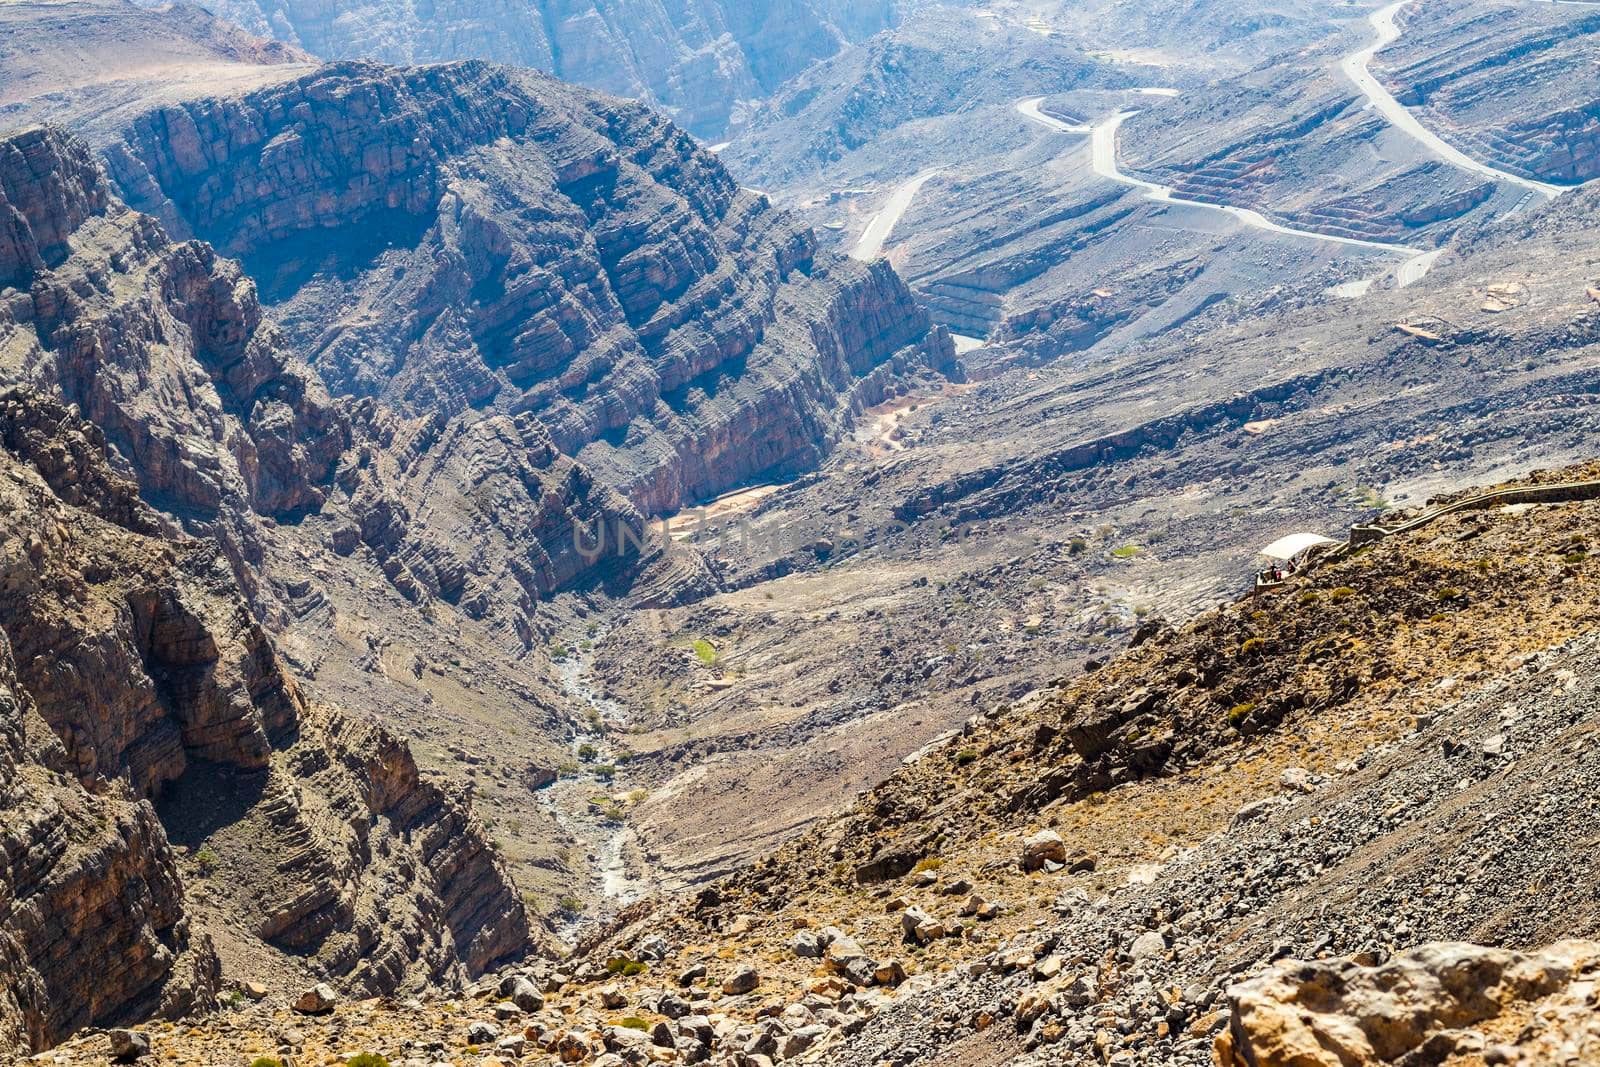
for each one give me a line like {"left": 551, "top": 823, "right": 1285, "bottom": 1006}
{"left": 822, "top": 630, "right": 1600, "bottom": 1065}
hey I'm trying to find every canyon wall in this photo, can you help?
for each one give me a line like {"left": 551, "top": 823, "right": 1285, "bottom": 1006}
{"left": 0, "top": 381, "right": 529, "bottom": 1052}
{"left": 102, "top": 61, "right": 947, "bottom": 516}
{"left": 0, "top": 125, "right": 535, "bottom": 1055}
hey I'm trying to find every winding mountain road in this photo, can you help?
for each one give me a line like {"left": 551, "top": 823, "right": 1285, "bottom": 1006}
{"left": 1016, "top": 95, "right": 1091, "bottom": 134}
{"left": 1089, "top": 112, "right": 1420, "bottom": 255}
{"left": 1341, "top": 0, "right": 1568, "bottom": 198}
{"left": 851, "top": 168, "right": 943, "bottom": 261}
{"left": 877, "top": 3, "right": 1580, "bottom": 285}
{"left": 1015, "top": 97, "right": 1435, "bottom": 282}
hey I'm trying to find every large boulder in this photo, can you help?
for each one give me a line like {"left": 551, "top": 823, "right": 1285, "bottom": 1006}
{"left": 1021, "top": 830, "right": 1068, "bottom": 871}
{"left": 1216, "top": 941, "right": 1600, "bottom": 1067}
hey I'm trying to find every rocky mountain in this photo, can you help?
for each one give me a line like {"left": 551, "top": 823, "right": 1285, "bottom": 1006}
{"left": 9, "top": 0, "right": 1600, "bottom": 1063}
{"left": 0, "top": 0, "right": 959, "bottom": 1051}
{"left": 90, "top": 59, "right": 946, "bottom": 517}
{"left": 1373, "top": 0, "right": 1600, "bottom": 185}
{"left": 0, "top": 119, "right": 543, "bottom": 1049}
{"left": 0, "top": 382, "right": 527, "bottom": 1051}
{"left": 177, "top": 0, "right": 899, "bottom": 139}
{"left": 725, "top": 8, "right": 1112, "bottom": 189}
{"left": 32, "top": 457, "right": 1600, "bottom": 1066}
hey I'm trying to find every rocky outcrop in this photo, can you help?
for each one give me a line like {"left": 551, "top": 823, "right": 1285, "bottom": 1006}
{"left": 1378, "top": 0, "right": 1600, "bottom": 185}
{"left": 102, "top": 61, "right": 944, "bottom": 517}
{"left": 0, "top": 125, "right": 346, "bottom": 562}
{"left": 0, "top": 389, "right": 526, "bottom": 1055}
{"left": 1217, "top": 941, "right": 1600, "bottom": 1066}
{"left": 196, "top": 0, "right": 897, "bottom": 139}
{"left": 326, "top": 400, "right": 662, "bottom": 644}
{"left": 0, "top": 628, "right": 215, "bottom": 1054}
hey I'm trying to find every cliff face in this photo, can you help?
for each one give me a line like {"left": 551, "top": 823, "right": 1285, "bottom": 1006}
{"left": 0, "top": 124, "right": 345, "bottom": 566}
{"left": 327, "top": 400, "right": 659, "bottom": 642}
{"left": 0, "top": 611, "right": 211, "bottom": 1053}
{"left": 0, "top": 125, "right": 532, "bottom": 1055}
{"left": 0, "top": 386, "right": 528, "bottom": 1054}
{"left": 104, "top": 61, "right": 946, "bottom": 516}
{"left": 191, "top": 0, "right": 897, "bottom": 138}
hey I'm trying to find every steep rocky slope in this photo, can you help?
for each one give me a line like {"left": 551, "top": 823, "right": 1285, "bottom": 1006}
{"left": 95, "top": 59, "right": 947, "bottom": 516}
{"left": 0, "top": 122, "right": 343, "bottom": 568}
{"left": 34, "top": 463, "right": 1600, "bottom": 1066}
{"left": 1375, "top": 0, "right": 1600, "bottom": 185}
{"left": 0, "top": 386, "right": 527, "bottom": 1054}
{"left": 179, "top": 0, "right": 897, "bottom": 139}
{"left": 0, "top": 4, "right": 963, "bottom": 1029}
{"left": 570, "top": 465, "right": 1600, "bottom": 1066}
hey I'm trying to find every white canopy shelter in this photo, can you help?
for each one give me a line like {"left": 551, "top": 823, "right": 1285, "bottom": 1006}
{"left": 1259, "top": 532, "right": 1341, "bottom": 561}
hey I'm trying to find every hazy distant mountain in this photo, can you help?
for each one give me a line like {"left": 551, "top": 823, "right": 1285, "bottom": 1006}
{"left": 187, "top": 0, "right": 900, "bottom": 137}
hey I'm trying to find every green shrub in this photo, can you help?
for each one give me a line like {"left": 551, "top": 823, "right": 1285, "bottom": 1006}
{"left": 1227, "top": 702, "right": 1257, "bottom": 728}
{"left": 1436, "top": 586, "right": 1463, "bottom": 603}
{"left": 551, "top": 644, "right": 569, "bottom": 660}
{"left": 692, "top": 639, "right": 718, "bottom": 666}
{"left": 577, "top": 743, "right": 599, "bottom": 762}
{"left": 557, "top": 895, "right": 582, "bottom": 913}
{"left": 618, "top": 1017, "right": 649, "bottom": 1031}
{"left": 912, "top": 857, "right": 944, "bottom": 873}
{"left": 1329, "top": 587, "right": 1357, "bottom": 602}
{"left": 194, "top": 845, "right": 221, "bottom": 876}
{"left": 1239, "top": 637, "right": 1265, "bottom": 656}
{"left": 1111, "top": 545, "right": 1141, "bottom": 559}
{"left": 606, "top": 958, "right": 650, "bottom": 977}
{"left": 345, "top": 1055, "right": 390, "bottom": 1067}
{"left": 251, "top": 1059, "right": 287, "bottom": 1067}
{"left": 954, "top": 749, "right": 979, "bottom": 767}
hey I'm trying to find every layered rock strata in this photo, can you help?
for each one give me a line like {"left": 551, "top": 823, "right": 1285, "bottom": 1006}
{"left": 0, "top": 123, "right": 345, "bottom": 565}
{"left": 0, "top": 386, "right": 528, "bottom": 1054}
{"left": 100, "top": 61, "right": 948, "bottom": 516}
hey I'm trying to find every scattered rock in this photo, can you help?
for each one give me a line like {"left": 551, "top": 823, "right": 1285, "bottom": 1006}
{"left": 721, "top": 966, "right": 760, "bottom": 996}
{"left": 466, "top": 1021, "right": 501, "bottom": 1046}
{"left": 1021, "top": 830, "right": 1067, "bottom": 871}
{"left": 293, "top": 984, "right": 338, "bottom": 1015}
{"left": 108, "top": 1030, "right": 150, "bottom": 1062}
{"left": 1129, "top": 931, "right": 1167, "bottom": 961}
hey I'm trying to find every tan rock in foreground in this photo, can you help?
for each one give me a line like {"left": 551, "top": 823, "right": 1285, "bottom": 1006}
{"left": 1215, "top": 940, "right": 1600, "bottom": 1066}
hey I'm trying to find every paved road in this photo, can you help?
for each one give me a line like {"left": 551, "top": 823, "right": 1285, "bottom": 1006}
{"left": 1090, "top": 112, "right": 1421, "bottom": 254}
{"left": 1341, "top": 0, "right": 1568, "bottom": 198}
{"left": 1016, "top": 96, "right": 1091, "bottom": 134}
{"left": 851, "top": 169, "right": 942, "bottom": 261}
{"left": 1015, "top": 96, "right": 1439, "bottom": 284}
